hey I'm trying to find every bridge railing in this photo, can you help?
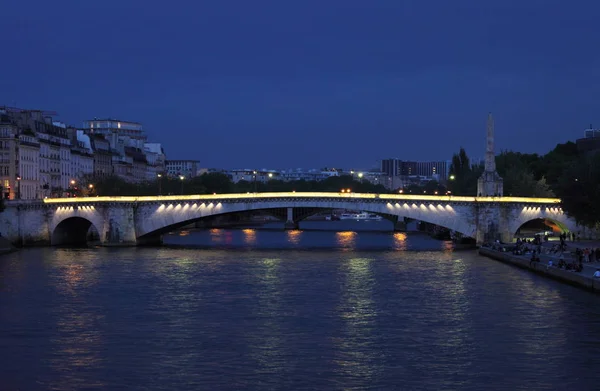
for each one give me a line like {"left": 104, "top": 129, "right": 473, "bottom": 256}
{"left": 31, "top": 192, "right": 562, "bottom": 205}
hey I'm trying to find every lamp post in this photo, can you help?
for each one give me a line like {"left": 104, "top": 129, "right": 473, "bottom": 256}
{"left": 16, "top": 176, "right": 21, "bottom": 199}
{"left": 448, "top": 175, "right": 456, "bottom": 195}
{"left": 179, "top": 175, "right": 185, "bottom": 195}
{"left": 253, "top": 170, "right": 258, "bottom": 193}
{"left": 88, "top": 183, "right": 94, "bottom": 197}
{"left": 70, "top": 179, "right": 76, "bottom": 198}
{"left": 157, "top": 173, "right": 162, "bottom": 195}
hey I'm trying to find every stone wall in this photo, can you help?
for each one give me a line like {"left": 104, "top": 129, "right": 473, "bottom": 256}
{"left": 0, "top": 197, "right": 581, "bottom": 246}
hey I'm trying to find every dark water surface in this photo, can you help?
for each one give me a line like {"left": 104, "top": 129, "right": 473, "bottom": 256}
{"left": 1, "top": 224, "right": 600, "bottom": 390}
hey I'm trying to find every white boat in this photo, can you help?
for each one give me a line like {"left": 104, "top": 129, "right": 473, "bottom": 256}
{"left": 339, "top": 212, "right": 382, "bottom": 221}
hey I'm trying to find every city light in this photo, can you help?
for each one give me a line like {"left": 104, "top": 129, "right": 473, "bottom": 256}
{"left": 40, "top": 192, "right": 562, "bottom": 205}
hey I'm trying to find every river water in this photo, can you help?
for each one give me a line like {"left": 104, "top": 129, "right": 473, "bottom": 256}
{"left": 1, "top": 221, "right": 599, "bottom": 390}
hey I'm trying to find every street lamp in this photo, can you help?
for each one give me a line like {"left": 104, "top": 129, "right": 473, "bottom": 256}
{"left": 88, "top": 183, "right": 94, "bottom": 196}
{"left": 16, "top": 176, "right": 21, "bottom": 199}
{"left": 157, "top": 173, "right": 163, "bottom": 195}
{"left": 253, "top": 170, "right": 258, "bottom": 193}
{"left": 179, "top": 175, "right": 185, "bottom": 195}
{"left": 449, "top": 175, "right": 455, "bottom": 180}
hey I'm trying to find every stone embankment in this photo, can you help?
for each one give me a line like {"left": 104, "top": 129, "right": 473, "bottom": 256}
{"left": 479, "top": 247, "right": 600, "bottom": 293}
{"left": 0, "top": 236, "right": 17, "bottom": 255}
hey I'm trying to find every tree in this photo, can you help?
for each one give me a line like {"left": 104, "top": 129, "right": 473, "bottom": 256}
{"left": 448, "top": 147, "right": 480, "bottom": 195}
{"left": 536, "top": 142, "right": 579, "bottom": 188}
{"left": 495, "top": 151, "right": 553, "bottom": 197}
{"left": 554, "top": 151, "right": 600, "bottom": 228}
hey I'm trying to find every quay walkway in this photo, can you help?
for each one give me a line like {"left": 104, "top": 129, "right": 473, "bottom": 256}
{"left": 479, "top": 245, "right": 600, "bottom": 293}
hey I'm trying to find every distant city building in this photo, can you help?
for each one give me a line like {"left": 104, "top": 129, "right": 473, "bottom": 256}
{"left": 165, "top": 160, "right": 200, "bottom": 178}
{"left": 83, "top": 118, "right": 164, "bottom": 183}
{"left": 90, "top": 135, "right": 113, "bottom": 178}
{"left": 84, "top": 119, "right": 146, "bottom": 143}
{"left": 380, "top": 158, "right": 450, "bottom": 189}
{"left": 576, "top": 126, "right": 600, "bottom": 153}
{"left": 144, "top": 143, "right": 166, "bottom": 180}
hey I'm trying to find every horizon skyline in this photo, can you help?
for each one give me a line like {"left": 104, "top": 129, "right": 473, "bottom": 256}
{"left": 0, "top": 104, "right": 579, "bottom": 170}
{"left": 2, "top": 1, "right": 598, "bottom": 168}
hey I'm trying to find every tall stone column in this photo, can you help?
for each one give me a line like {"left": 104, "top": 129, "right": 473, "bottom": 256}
{"left": 284, "top": 207, "right": 298, "bottom": 230}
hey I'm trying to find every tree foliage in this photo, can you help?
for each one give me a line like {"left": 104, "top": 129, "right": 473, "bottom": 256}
{"left": 553, "top": 151, "right": 600, "bottom": 228}
{"left": 448, "top": 147, "right": 482, "bottom": 195}
{"left": 495, "top": 151, "right": 553, "bottom": 197}
{"left": 86, "top": 173, "right": 389, "bottom": 197}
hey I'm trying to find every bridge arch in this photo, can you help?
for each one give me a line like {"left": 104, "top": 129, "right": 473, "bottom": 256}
{"left": 509, "top": 206, "right": 576, "bottom": 239}
{"left": 51, "top": 217, "right": 101, "bottom": 246}
{"left": 136, "top": 201, "right": 477, "bottom": 240}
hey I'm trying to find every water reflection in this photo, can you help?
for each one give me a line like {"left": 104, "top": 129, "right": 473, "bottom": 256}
{"left": 248, "top": 257, "right": 285, "bottom": 377}
{"left": 335, "top": 231, "right": 357, "bottom": 251}
{"left": 392, "top": 232, "right": 407, "bottom": 251}
{"left": 286, "top": 230, "right": 302, "bottom": 245}
{"left": 334, "top": 257, "right": 379, "bottom": 382}
{"left": 48, "top": 250, "right": 104, "bottom": 390}
{"left": 209, "top": 228, "right": 233, "bottom": 245}
{"left": 243, "top": 229, "right": 257, "bottom": 245}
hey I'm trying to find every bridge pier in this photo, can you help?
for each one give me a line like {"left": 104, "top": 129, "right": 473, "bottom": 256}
{"left": 284, "top": 207, "right": 299, "bottom": 230}
{"left": 393, "top": 219, "right": 407, "bottom": 232}
{"left": 101, "top": 204, "right": 138, "bottom": 246}
{"left": 137, "top": 235, "right": 163, "bottom": 246}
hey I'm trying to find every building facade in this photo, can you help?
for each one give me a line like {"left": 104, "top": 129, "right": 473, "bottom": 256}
{"left": 0, "top": 123, "right": 18, "bottom": 199}
{"left": 91, "top": 136, "right": 113, "bottom": 178}
{"left": 165, "top": 160, "right": 200, "bottom": 178}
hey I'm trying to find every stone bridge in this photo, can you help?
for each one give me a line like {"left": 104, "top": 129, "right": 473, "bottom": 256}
{"left": 0, "top": 192, "right": 579, "bottom": 246}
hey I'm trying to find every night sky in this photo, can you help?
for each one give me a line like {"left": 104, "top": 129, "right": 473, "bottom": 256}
{"left": 1, "top": 0, "right": 599, "bottom": 169}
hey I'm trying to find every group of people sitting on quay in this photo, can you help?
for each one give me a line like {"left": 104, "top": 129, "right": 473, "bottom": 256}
{"left": 494, "top": 237, "right": 598, "bottom": 273}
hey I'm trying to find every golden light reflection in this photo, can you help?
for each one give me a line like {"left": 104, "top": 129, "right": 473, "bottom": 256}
{"left": 243, "top": 228, "right": 257, "bottom": 245}
{"left": 286, "top": 229, "right": 302, "bottom": 245}
{"left": 392, "top": 232, "right": 407, "bottom": 251}
{"left": 334, "top": 257, "right": 377, "bottom": 381}
{"left": 335, "top": 231, "right": 357, "bottom": 250}
{"left": 247, "top": 257, "right": 284, "bottom": 373}
{"left": 209, "top": 228, "right": 230, "bottom": 244}
{"left": 49, "top": 251, "right": 104, "bottom": 389}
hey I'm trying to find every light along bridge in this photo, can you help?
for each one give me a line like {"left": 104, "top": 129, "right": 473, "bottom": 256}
{"left": 0, "top": 192, "right": 579, "bottom": 246}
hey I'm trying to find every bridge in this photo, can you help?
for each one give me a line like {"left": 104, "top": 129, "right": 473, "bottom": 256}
{"left": 0, "top": 192, "right": 580, "bottom": 246}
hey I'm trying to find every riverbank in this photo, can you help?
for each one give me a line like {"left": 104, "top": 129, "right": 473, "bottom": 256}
{"left": 0, "top": 236, "right": 17, "bottom": 255}
{"left": 479, "top": 247, "right": 600, "bottom": 293}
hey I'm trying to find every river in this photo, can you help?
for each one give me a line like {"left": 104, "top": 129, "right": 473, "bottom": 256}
{"left": 1, "top": 221, "right": 599, "bottom": 390}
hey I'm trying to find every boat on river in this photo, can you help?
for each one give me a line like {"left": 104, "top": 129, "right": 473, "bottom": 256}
{"left": 339, "top": 212, "right": 382, "bottom": 221}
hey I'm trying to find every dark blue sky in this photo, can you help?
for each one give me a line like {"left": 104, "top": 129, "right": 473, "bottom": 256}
{"left": 1, "top": 0, "right": 599, "bottom": 169}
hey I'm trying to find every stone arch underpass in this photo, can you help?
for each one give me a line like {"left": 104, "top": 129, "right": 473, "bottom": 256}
{"left": 51, "top": 216, "right": 101, "bottom": 246}
{"left": 134, "top": 200, "right": 478, "bottom": 244}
